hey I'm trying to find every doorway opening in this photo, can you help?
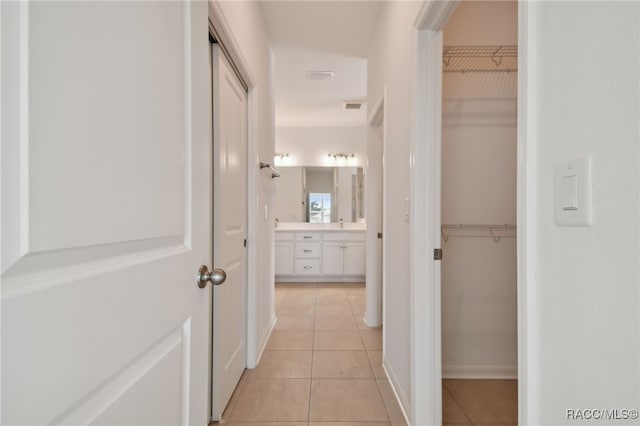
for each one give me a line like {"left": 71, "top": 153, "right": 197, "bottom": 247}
{"left": 439, "top": 1, "right": 519, "bottom": 424}
{"left": 411, "top": 1, "right": 520, "bottom": 424}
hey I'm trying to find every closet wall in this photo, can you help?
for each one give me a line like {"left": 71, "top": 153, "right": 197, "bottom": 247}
{"left": 441, "top": 1, "right": 518, "bottom": 378}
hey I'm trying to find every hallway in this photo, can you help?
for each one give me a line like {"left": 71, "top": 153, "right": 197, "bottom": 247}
{"left": 220, "top": 282, "right": 406, "bottom": 425}
{"left": 218, "top": 283, "right": 518, "bottom": 426}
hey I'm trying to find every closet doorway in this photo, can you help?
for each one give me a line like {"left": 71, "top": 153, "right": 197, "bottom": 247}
{"left": 440, "top": 2, "right": 518, "bottom": 424}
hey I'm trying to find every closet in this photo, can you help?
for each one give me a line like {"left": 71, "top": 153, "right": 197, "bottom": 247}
{"left": 441, "top": 2, "right": 518, "bottom": 380}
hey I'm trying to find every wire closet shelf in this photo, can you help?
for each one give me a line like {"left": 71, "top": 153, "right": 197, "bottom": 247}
{"left": 443, "top": 45, "right": 518, "bottom": 73}
{"left": 441, "top": 224, "right": 516, "bottom": 243}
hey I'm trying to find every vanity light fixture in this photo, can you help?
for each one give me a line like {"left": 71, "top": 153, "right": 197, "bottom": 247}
{"left": 328, "top": 153, "right": 355, "bottom": 160}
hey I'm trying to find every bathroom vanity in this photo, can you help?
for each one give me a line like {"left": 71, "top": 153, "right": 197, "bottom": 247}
{"left": 275, "top": 224, "right": 365, "bottom": 282}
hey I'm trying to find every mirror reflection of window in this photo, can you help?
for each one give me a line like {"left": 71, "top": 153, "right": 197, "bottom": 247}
{"left": 309, "top": 193, "right": 332, "bottom": 223}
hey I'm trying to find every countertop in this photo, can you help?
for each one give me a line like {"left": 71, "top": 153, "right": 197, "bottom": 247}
{"left": 275, "top": 222, "right": 366, "bottom": 231}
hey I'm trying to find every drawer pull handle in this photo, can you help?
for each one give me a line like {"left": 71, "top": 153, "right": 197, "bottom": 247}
{"left": 303, "top": 236, "right": 312, "bottom": 239}
{"left": 303, "top": 249, "right": 312, "bottom": 253}
{"left": 303, "top": 266, "right": 313, "bottom": 269}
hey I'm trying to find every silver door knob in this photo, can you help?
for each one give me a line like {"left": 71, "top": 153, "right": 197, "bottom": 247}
{"left": 197, "top": 265, "right": 227, "bottom": 288}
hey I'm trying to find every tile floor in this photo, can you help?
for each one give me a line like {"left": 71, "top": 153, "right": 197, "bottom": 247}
{"left": 443, "top": 379, "right": 517, "bottom": 426}
{"left": 218, "top": 282, "right": 406, "bottom": 426}
{"left": 215, "top": 282, "right": 517, "bottom": 426}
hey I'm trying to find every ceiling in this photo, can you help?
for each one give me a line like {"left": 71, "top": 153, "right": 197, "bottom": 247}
{"left": 259, "top": 1, "right": 382, "bottom": 127}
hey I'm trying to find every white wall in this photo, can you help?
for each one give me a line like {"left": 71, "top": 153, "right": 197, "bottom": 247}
{"left": 211, "top": 0, "right": 275, "bottom": 367}
{"left": 525, "top": 2, "right": 640, "bottom": 424}
{"left": 275, "top": 126, "right": 366, "bottom": 167}
{"left": 367, "top": 0, "right": 423, "bottom": 415}
{"left": 441, "top": 1, "right": 517, "bottom": 378}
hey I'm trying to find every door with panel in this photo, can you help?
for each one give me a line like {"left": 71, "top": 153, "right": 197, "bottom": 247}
{"left": 210, "top": 44, "right": 248, "bottom": 421}
{"left": 1, "top": 2, "right": 210, "bottom": 425}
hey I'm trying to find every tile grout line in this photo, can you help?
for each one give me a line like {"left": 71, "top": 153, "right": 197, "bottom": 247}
{"left": 442, "top": 381, "right": 474, "bottom": 425}
{"left": 307, "top": 287, "right": 317, "bottom": 424}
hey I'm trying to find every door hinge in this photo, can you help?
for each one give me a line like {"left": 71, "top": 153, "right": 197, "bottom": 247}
{"left": 243, "top": 238, "right": 247, "bottom": 247}
{"left": 377, "top": 232, "right": 383, "bottom": 239}
{"left": 434, "top": 248, "right": 443, "bottom": 261}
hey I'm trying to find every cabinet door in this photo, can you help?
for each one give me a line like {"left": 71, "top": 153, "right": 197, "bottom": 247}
{"left": 343, "top": 242, "right": 366, "bottom": 275}
{"left": 275, "top": 243, "right": 294, "bottom": 275}
{"left": 322, "top": 243, "right": 344, "bottom": 275}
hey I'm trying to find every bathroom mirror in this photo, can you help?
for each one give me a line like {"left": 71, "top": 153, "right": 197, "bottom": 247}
{"left": 273, "top": 166, "right": 364, "bottom": 223}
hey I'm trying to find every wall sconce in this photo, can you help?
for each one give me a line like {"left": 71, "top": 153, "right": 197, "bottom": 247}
{"left": 328, "top": 153, "right": 355, "bottom": 160}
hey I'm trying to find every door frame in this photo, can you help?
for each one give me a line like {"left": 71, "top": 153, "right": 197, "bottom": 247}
{"left": 365, "top": 91, "right": 386, "bottom": 328}
{"left": 410, "top": 1, "right": 531, "bottom": 425}
{"left": 207, "top": 1, "right": 262, "bottom": 370}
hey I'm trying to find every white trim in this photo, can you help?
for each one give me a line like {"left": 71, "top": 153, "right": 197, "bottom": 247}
{"left": 442, "top": 365, "right": 518, "bottom": 380}
{"left": 254, "top": 314, "right": 277, "bottom": 367}
{"left": 207, "top": 1, "right": 256, "bottom": 88}
{"left": 382, "top": 359, "right": 411, "bottom": 426}
{"left": 517, "top": 1, "right": 538, "bottom": 424}
{"left": 410, "top": 2, "right": 458, "bottom": 426}
{"left": 414, "top": 0, "right": 458, "bottom": 31}
{"left": 365, "top": 93, "right": 385, "bottom": 327}
{"left": 206, "top": 0, "right": 261, "bottom": 373}
{"left": 368, "top": 96, "right": 384, "bottom": 126}
{"left": 245, "top": 85, "right": 259, "bottom": 369}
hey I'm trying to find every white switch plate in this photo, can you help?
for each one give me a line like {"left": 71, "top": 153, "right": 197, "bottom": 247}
{"left": 555, "top": 156, "right": 592, "bottom": 226}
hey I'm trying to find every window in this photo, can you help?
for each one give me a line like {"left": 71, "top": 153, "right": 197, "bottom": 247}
{"left": 308, "top": 193, "right": 331, "bottom": 223}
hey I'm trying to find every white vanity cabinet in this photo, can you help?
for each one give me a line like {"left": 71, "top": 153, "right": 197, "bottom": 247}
{"left": 275, "top": 229, "right": 365, "bottom": 281}
{"left": 322, "top": 232, "right": 366, "bottom": 276}
{"left": 274, "top": 232, "right": 294, "bottom": 276}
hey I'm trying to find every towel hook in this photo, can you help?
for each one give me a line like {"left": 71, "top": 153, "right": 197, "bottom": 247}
{"left": 259, "top": 162, "right": 280, "bottom": 179}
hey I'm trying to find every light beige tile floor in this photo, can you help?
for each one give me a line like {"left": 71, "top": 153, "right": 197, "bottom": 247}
{"left": 443, "top": 379, "right": 518, "bottom": 426}
{"left": 219, "top": 282, "right": 402, "bottom": 426}
{"left": 217, "top": 282, "right": 518, "bottom": 426}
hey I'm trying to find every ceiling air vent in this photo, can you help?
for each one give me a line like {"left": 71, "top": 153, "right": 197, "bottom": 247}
{"left": 343, "top": 101, "right": 364, "bottom": 110}
{"left": 307, "top": 71, "right": 335, "bottom": 81}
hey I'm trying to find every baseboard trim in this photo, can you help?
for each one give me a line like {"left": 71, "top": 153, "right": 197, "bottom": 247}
{"left": 442, "top": 364, "right": 518, "bottom": 380}
{"left": 254, "top": 314, "right": 277, "bottom": 367}
{"left": 382, "top": 359, "right": 411, "bottom": 426}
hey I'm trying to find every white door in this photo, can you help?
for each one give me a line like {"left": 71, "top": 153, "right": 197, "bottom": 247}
{"left": 1, "top": 2, "right": 210, "bottom": 425}
{"left": 210, "top": 45, "right": 248, "bottom": 421}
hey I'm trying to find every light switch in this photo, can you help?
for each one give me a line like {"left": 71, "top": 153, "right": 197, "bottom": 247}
{"left": 555, "top": 156, "right": 592, "bottom": 226}
{"left": 560, "top": 175, "right": 578, "bottom": 210}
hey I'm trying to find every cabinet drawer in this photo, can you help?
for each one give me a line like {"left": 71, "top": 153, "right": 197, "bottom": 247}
{"left": 296, "top": 242, "right": 321, "bottom": 258}
{"left": 296, "top": 232, "right": 321, "bottom": 241}
{"left": 275, "top": 232, "right": 294, "bottom": 241}
{"left": 295, "top": 259, "right": 320, "bottom": 275}
{"left": 322, "top": 232, "right": 366, "bottom": 242}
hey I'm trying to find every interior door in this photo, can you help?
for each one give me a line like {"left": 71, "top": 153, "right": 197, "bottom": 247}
{"left": 210, "top": 45, "right": 248, "bottom": 421}
{"left": 1, "top": 2, "right": 210, "bottom": 425}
